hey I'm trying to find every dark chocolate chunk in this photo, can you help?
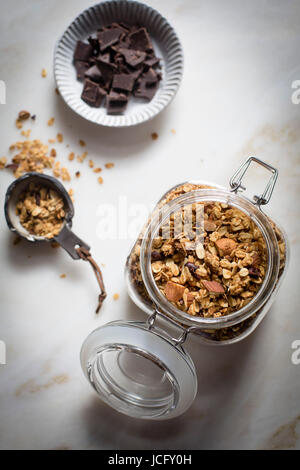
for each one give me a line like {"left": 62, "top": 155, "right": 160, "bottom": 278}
{"left": 97, "top": 28, "right": 122, "bottom": 51}
{"left": 106, "top": 91, "right": 128, "bottom": 114}
{"left": 119, "top": 48, "right": 146, "bottom": 68}
{"left": 85, "top": 65, "right": 102, "bottom": 83}
{"left": 129, "top": 27, "right": 153, "bottom": 51}
{"left": 142, "top": 67, "right": 158, "bottom": 85}
{"left": 81, "top": 79, "right": 106, "bottom": 107}
{"left": 134, "top": 78, "right": 159, "bottom": 101}
{"left": 88, "top": 36, "right": 100, "bottom": 56}
{"left": 75, "top": 61, "right": 90, "bottom": 81}
{"left": 112, "top": 74, "right": 135, "bottom": 92}
{"left": 95, "top": 56, "right": 117, "bottom": 88}
{"left": 144, "top": 56, "right": 161, "bottom": 68}
{"left": 74, "top": 41, "right": 93, "bottom": 62}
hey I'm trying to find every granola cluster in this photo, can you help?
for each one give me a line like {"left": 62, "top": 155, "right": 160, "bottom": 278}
{"left": 151, "top": 202, "right": 267, "bottom": 318}
{"left": 16, "top": 183, "right": 65, "bottom": 239}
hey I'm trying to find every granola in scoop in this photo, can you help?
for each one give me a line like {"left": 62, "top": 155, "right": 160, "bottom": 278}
{"left": 16, "top": 183, "right": 65, "bottom": 239}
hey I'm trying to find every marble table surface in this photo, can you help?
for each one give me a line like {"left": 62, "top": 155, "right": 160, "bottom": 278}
{"left": 0, "top": 0, "right": 299, "bottom": 450}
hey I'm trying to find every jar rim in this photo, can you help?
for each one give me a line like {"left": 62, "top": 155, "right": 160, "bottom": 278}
{"left": 140, "top": 188, "right": 280, "bottom": 329}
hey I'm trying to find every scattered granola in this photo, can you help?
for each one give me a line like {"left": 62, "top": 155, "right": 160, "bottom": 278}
{"left": 98, "top": 176, "right": 103, "bottom": 184}
{"left": 41, "top": 68, "right": 47, "bottom": 78}
{"left": 77, "top": 152, "right": 88, "bottom": 163}
{"left": 48, "top": 117, "right": 55, "bottom": 126}
{"left": 68, "top": 152, "right": 75, "bottom": 161}
{"left": 57, "top": 133, "right": 63, "bottom": 143}
{"left": 105, "top": 162, "right": 114, "bottom": 169}
{"left": 113, "top": 293, "right": 120, "bottom": 300}
{"left": 61, "top": 167, "right": 71, "bottom": 182}
{"left": 18, "top": 111, "right": 31, "bottom": 121}
{"left": 21, "top": 129, "right": 31, "bottom": 139}
{"left": 0, "top": 157, "right": 7, "bottom": 169}
{"left": 16, "top": 183, "right": 65, "bottom": 239}
{"left": 79, "top": 140, "right": 86, "bottom": 147}
{"left": 151, "top": 132, "right": 158, "bottom": 140}
{"left": 7, "top": 140, "right": 54, "bottom": 178}
{"left": 94, "top": 167, "right": 102, "bottom": 173}
{"left": 60, "top": 274, "right": 67, "bottom": 279}
{"left": 89, "top": 160, "right": 94, "bottom": 168}
{"left": 75, "top": 171, "right": 80, "bottom": 178}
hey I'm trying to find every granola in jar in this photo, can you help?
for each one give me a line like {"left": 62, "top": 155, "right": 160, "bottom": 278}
{"left": 127, "top": 182, "right": 287, "bottom": 343}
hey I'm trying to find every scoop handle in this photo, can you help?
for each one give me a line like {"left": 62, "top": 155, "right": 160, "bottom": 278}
{"left": 54, "top": 224, "right": 90, "bottom": 259}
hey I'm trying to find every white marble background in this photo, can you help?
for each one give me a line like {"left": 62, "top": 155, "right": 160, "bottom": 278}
{"left": 0, "top": 0, "right": 299, "bottom": 450}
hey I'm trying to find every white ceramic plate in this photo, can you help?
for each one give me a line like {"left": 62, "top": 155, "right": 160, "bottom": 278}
{"left": 54, "top": 0, "right": 184, "bottom": 127}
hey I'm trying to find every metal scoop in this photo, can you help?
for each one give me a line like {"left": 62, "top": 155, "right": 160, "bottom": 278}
{"left": 4, "top": 172, "right": 106, "bottom": 312}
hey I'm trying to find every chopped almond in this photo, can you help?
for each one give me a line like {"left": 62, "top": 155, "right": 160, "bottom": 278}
{"left": 204, "top": 220, "right": 217, "bottom": 232}
{"left": 215, "top": 238, "right": 237, "bottom": 256}
{"left": 201, "top": 280, "right": 225, "bottom": 294}
{"left": 183, "top": 291, "right": 195, "bottom": 308}
{"left": 165, "top": 281, "right": 185, "bottom": 302}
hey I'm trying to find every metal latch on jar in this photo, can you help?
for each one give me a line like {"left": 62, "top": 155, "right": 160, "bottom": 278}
{"left": 147, "top": 307, "right": 199, "bottom": 347}
{"left": 229, "top": 156, "right": 278, "bottom": 206}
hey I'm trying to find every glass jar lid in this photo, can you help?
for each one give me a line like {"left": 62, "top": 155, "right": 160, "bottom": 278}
{"left": 80, "top": 321, "right": 197, "bottom": 420}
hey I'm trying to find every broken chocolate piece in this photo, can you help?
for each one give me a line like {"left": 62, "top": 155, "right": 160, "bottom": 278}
{"left": 129, "top": 27, "right": 153, "bottom": 51}
{"left": 106, "top": 91, "right": 128, "bottom": 114}
{"left": 96, "top": 55, "right": 117, "bottom": 87}
{"left": 142, "top": 67, "right": 159, "bottom": 85}
{"left": 74, "top": 41, "right": 93, "bottom": 62}
{"left": 119, "top": 48, "right": 146, "bottom": 68}
{"left": 88, "top": 36, "right": 100, "bottom": 56}
{"left": 74, "top": 61, "right": 90, "bottom": 81}
{"left": 144, "top": 56, "right": 161, "bottom": 68}
{"left": 85, "top": 65, "right": 102, "bottom": 83}
{"left": 112, "top": 74, "right": 135, "bottom": 92}
{"left": 134, "top": 78, "right": 159, "bottom": 101}
{"left": 97, "top": 28, "right": 122, "bottom": 51}
{"left": 81, "top": 79, "right": 106, "bottom": 107}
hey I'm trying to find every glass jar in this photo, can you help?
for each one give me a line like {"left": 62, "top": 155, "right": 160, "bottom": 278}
{"left": 81, "top": 157, "right": 289, "bottom": 420}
